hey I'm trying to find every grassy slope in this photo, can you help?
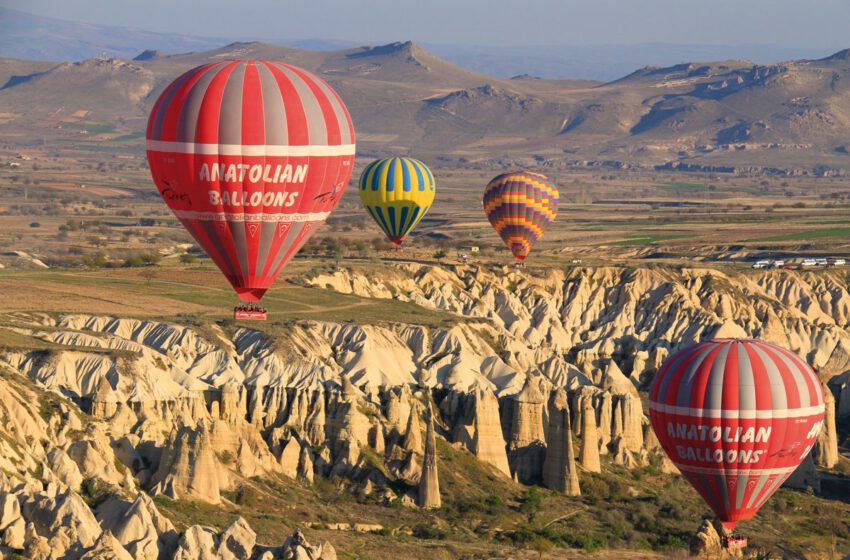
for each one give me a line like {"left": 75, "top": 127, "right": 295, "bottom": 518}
{"left": 152, "top": 438, "right": 850, "bottom": 560}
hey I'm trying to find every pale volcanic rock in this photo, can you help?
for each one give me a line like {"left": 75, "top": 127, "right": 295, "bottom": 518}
{"left": 96, "top": 493, "right": 177, "bottom": 560}
{"left": 578, "top": 394, "right": 601, "bottom": 473}
{"left": 90, "top": 375, "right": 120, "bottom": 418}
{"left": 66, "top": 432, "right": 130, "bottom": 489}
{"left": 417, "top": 409, "right": 441, "bottom": 509}
{"left": 219, "top": 516, "right": 256, "bottom": 560}
{"left": 149, "top": 424, "right": 223, "bottom": 504}
{"left": 601, "top": 359, "right": 638, "bottom": 396}
{"left": 281, "top": 529, "right": 337, "bottom": 560}
{"left": 173, "top": 525, "right": 219, "bottom": 560}
{"left": 80, "top": 530, "right": 134, "bottom": 560}
{"left": 597, "top": 391, "right": 613, "bottom": 454}
{"left": 689, "top": 519, "right": 723, "bottom": 557}
{"left": 542, "top": 388, "right": 581, "bottom": 495}
{"left": 814, "top": 385, "right": 839, "bottom": 469}
{"left": 219, "top": 382, "right": 244, "bottom": 423}
{"left": 508, "top": 377, "right": 547, "bottom": 483}
{"left": 21, "top": 489, "right": 103, "bottom": 552}
{"left": 279, "top": 436, "right": 302, "bottom": 479}
{"left": 46, "top": 448, "right": 84, "bottom": 491}
{"left": 23, "top": 520, "right": 52, "bottom": 560}
{"left": 2, "top": 513, "right": 25, "bottom": 549}
{"left": 0, "top": 493, "right": 24, "bottom": 549}
{"left": 617, "top": 393, "right": 645, "bottom": 453}
{"left": 470, "top": 387, "right": 510, "bottom": 476}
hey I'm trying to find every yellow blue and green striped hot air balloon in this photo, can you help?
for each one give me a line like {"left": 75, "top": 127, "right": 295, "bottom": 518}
{"left": 359, "top": 157, "right": 436, "bottom": 246}
{"left": 483, "top": 170, "right": 559, "bottom": 261}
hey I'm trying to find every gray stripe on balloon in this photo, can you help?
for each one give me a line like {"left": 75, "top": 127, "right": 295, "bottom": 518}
{"left": 735, "top": 473, "right": 748, "bottom": 509}
{"left": 659, "top": 343, "right": 717, "bottom": 408}
{"left": 177, "top": 62, "right": 224, "bottom": 143}
{"left": 197, "top": 220, "right": 239, "bottom": 279}
{"left": 151, "top": 67, "right": 197, "bottom": 141}
{"left": 745, "top": 472, "right": 770, "bottom": 509}
{"left": 256, "top": 62, "right": 289, "bottom": 146}
{"left": 254, "top": 221, "right": 277, "bottom": 277}
{"left": 272, "top": 63, "right": 328, "bottom": 145}
{"left": 219, "top": 62, "right": 246, "bottom": 146}
{"left": 704, "top": 342, "right": 731, "bottom": 412}
{"left": 735, "top": 340, "right": 757, "bottom": 413}
{"left": 307, "top": 72, "right": 352, "bottom": 144}
{"left": 751, "top": 344, "right": 788, "bottom": 410}
{"left": 264, "top": 222, "right": 307, "bottom": 278}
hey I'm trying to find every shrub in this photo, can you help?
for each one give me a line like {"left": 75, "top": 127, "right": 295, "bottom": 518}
{"left": 412, "top": 523, "right": 447, "bottom": 540}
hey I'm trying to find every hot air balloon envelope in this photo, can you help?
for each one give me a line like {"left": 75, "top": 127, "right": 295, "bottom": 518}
{"left": 146, "top": 60, "right": 355, "bottom": 301}
{"left": 483, "top": 170, "right": 558, "bottom": 261}
{"left": 359, "top": 157, "right": 435, "bottom": 246}
{"left": 649, "top": 338, "right": 825, "bottom": 531}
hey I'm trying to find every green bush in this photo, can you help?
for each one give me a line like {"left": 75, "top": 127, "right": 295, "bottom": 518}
{"left": 412, "top": 523, "right": 447, "bottom": 540}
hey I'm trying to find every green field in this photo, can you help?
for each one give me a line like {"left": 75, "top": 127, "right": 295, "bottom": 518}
{"left": 654, "top": 182, "right": 708, "bottom": 193}
{"left": 64, "top": 120, "right": 116, "bottom": 134}
{"left": 748, "top": 226, "right": 850, "bottom": 242}
{"left": 610, "top": 233, "right": 696, "bottom": 246}
{"left": 0, "top": 266, "right": 462, "bottom": 329}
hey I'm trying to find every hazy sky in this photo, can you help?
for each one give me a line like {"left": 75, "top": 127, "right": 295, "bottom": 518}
{"left": 3, "top": 0, "right": 849, "bottom": 49}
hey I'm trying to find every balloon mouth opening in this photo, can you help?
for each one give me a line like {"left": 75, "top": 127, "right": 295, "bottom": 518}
{"left": 390, "top": 237, "right": 405, "bottom": 247}
{"left": 719, "top": 521, "right": 737, "bottom": 532}
{"left": 235, "top": 288, "right": 267, "bottom": 302}
{"left": 514, "top": 254, "right": 527, "bottom": 262}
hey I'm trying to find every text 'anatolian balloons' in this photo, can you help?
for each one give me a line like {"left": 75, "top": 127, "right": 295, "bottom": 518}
{"left": 649, "top": 338, "right": 825, "bottom": 531}
{"left": 146, "top": 60, "right": 355, "bottom": 301}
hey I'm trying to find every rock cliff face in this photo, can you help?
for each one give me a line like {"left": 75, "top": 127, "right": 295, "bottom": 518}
{"left": 0, "top": 264, "right": 847, "bottom": 558}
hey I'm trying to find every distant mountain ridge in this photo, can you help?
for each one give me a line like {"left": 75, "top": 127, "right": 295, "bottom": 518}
{"left": 1, "top": 6, "right": 842, "bottom": 81}
{"left": 2, "top": 38, "right": 850, "bottom": 171}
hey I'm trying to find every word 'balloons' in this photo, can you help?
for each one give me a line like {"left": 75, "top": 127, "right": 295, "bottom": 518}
{"left": 483, "top": 170, "right": 558, "bottom": 261}
{"left": 146, "top": 60, "right": 355, "bottom": 301}
{"left": 359, "top": 157, "right": 435, "bottom": 246}
{"left": 649, "top": 338, "right": 825, "bottom": 531}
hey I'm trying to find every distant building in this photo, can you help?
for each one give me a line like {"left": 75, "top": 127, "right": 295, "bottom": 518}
{"left": 459, "top": 245, "right": 479, "bottom": 253}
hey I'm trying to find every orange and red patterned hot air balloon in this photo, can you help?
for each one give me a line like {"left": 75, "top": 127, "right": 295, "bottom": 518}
{"left": 483, "top": 171, "right": 558, "bottom": 261}
{"left": 649, "top": 338, "right": 825, "bottom": 532}
{"left": 146, "top": 61, "right": 355, "bottom": 301}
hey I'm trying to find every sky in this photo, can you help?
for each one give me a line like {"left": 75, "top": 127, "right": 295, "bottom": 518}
{"left": 3, "top": 0, "right": 849, "bottom": 49}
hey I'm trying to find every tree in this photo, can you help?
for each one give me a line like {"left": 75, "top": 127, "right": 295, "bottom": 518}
{"left": 433, "top": 249, "right": 447, "bottom": 262}
{"left": 140, "top": 268, "right": 156, "bottom": 284}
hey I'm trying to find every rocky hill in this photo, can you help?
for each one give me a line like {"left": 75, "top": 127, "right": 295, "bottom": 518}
{"left": 0, "top": 264, "right": 847, "bottom": 558}
{"left": 3, "top": 41, "right": 850, "bottom": 171}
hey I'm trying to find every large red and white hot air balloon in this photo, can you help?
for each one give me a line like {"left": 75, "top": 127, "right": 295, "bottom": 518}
{"left": 649, "top": 338, "right": 825, "bottom": 531}
{"left": 146, "top": 60, "right": 355, "bottom": 302}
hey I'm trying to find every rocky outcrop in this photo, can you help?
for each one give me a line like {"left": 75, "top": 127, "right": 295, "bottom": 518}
{"left": 417, "top": 409, "right": 441, "bottom": 509}
{"left": 578, "top": 393, "right": 601, "bottom": 473}
{"left": 281, "top": 529, "right": 337, "bottom": 560}
{"left": 542, "top": 388, "right": 581, "bottom": 496}
{"left": 814, "top": 384, "right": 839, "bottom": 469}
{"left": 470, "top": 387, "right": 510, "bottom": 476}
{"left": 149, "top": 423, "right": 223, "bottom": 504}
{"left": 508, "top": 377, "right": 547, "bottom": 483}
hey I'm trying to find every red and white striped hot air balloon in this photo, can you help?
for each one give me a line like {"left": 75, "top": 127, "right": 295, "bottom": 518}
{"left": 146, "top": 60, "right": 355, "bottom": 302}
{"left": 649, "top": 338, "right": 825, "bottom": 532}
